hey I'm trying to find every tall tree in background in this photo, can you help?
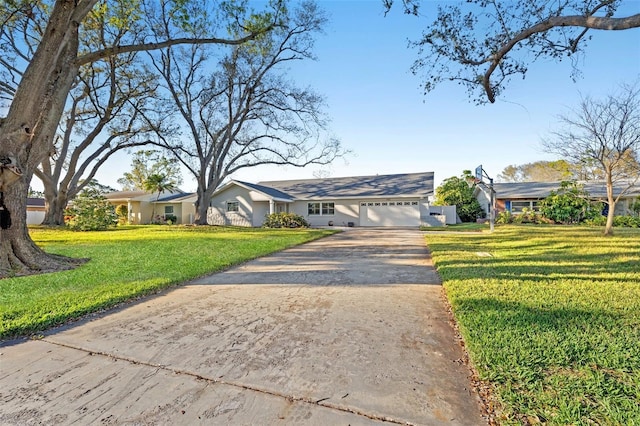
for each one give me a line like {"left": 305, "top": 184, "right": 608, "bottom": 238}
{"left": 143, "top": 172, "right": 178, "bottom": 222}
{"left": 33, "top": 6, "right": 161, "bottom": 225}
{"left": 0, "top": 0, "right": 281, "bottom": 277}
{"left": 497, "top": 160, "right": 575, "bottom": 182}
{"left": 147, "top": 1, "right": 343, "bottom": 224}
{"left": 543, "top": 84, "right": 640, "bottom": 235}
{"left": 118, "top": 150, "right": 183, "bottom": 191}
{"left": 391, "top": 0, "right": 640, "bottom": 104}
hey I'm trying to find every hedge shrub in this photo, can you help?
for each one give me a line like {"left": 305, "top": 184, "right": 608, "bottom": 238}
{"left": 263, "top": 212, "right": 309, "bottom": 228}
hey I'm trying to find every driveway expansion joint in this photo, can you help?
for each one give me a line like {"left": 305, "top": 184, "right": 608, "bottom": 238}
{"left": 41, "top": 337, "right": 417, "bottom": 425}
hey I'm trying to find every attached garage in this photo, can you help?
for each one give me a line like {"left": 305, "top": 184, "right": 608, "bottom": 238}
{"left": 359, "top": 200, "right": 420, "bottom": 227}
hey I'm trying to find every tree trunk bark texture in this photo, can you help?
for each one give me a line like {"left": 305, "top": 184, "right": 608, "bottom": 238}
{"left": 0, "top": 177, "right": 84, "bottom": 276}
{"left": 42, "top": 191, "right": 68, "bottom": 226}
{"left": 194, "top": 193, "right": 209, "bottom": 225}
{"left": 0, "top": 0, "right": 96, "bottom": 277}
{"left": 194, "top": 183, "right": 219, "bottom": 225}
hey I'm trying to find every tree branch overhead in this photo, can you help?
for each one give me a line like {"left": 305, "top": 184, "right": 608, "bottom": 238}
{"left": 408, "top": 0, "right": 640, "bottom": 103}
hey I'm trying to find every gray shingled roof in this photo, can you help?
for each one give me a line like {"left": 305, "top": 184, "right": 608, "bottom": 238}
{"left": 493, "top": 181, "right": 640, "bottom": 199}
{"left": 155, "top": 191, "right": 191, "bottom": 202}
{"left": 235, "top": 181, "right": 294, "bottom": 201}
{"left": 258, "top": 172, "right": 434, "bottom": 199}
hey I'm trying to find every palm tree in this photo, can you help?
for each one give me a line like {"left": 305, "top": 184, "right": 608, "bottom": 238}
{"left": 144, "top": 173, "right": 177, "bottom": 223}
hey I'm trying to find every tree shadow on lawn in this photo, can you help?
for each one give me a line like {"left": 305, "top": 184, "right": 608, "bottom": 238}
{"left": 434, "top": 253, "right": 640, "bottom": 284}
{"left": 428, "top": 234, "right": 640, "bottom": 284}
{"left": 453, "top": 297, "right": 640, "bottom": 423}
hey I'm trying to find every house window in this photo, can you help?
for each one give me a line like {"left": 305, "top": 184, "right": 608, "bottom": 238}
{"left": 164, "top": 206, "right": 174, "bottom": 215}
{"left": 308, "top": 202, "right": 321, "bottom": 215}
{"left": 308, "top": 202, "right": 334, "bottom": 215}
{"left": 321, "top": 202, "right": 335, "bottom": 215}
{"left": 510, "top": 200, "right": 540, "bottom": 213}
{"left": 227, "top": 201, "right": 239, "bottom": 212}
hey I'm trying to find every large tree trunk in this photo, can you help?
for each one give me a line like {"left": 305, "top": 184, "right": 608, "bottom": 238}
{"left": 0, "top": 174, "right": 84, "bottom": 276}
{"left": 194, "top": 187, "right": 210, "bottom": 225}
{"left": 193, "top": 181, "right": 220, "bottom": 225}
{"left": 42, "top": 189, "right": 68, "bottom": 226}
{"left": 0, "top": 0, "right": 96, "bottom": 277}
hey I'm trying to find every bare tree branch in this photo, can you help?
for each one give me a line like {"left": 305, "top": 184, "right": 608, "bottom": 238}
{"left": 147, "top": 1, "right": 345, "bottom": 224}
{"left": 542, "top": 83, "right": 640, "bottom": 235}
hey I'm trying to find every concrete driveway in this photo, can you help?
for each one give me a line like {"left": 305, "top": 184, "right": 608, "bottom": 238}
{"left": 0, "top": 228, "right": 485, "bottom": 425}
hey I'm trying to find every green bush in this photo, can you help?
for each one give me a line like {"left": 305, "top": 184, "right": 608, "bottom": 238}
{"left": 584, "top": 215, "right": 607, "bottom": 227}
{"left": 115, "top": 204, "right": 128, "bottom": 225}
{"left": 585, "top": 215, "right": 640, "bottom": 228}
{"left": 263, "top": 212, "right": 309, "bottom": 228}
{"left": 65, "top": 187, "right": 118, "bottom": 231}
{"left": 496, "top": 209, "right": 551, "bottom": 225}
{"left": 151, "top": 214, "right": 177, "bottom": 225}
{"left": 539, "top": 181, "right": 602, "bottom": 224}
{"left": 496, "top": 210, "right": 513, "bottom": 224}
{"left": 433, "top": 172, "right": 486, "bottom": 222}
{"left": 631, "top": 198, "right": 640, "bottom": 216}
{"left": 514, "top": 208, "right": 554, "bottom": 224}
{"left": 614, "top": 215, "right": 640, "bottom": 228}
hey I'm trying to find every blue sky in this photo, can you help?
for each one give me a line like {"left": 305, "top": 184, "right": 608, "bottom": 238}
{"left": 78, "top": 1, "right": 640, "bottom": 190}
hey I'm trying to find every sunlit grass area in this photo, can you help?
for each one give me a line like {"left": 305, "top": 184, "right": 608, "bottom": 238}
{"left": 426, "top": 225, "right": 640, "bottom": 425}
{"left": 0, "top": 226, "right": 335, "bottom": 340}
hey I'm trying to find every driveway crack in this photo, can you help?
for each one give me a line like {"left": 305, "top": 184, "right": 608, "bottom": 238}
{"left": 41, "top": 337, "right": 416, "bottom": 425}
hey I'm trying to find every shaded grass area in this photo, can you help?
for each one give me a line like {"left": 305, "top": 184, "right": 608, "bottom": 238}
{"left": 421, "top": 222, "right": 489, "bottom": 232}
{"left": 426, "top": 226, "right": 640, "bottom": 425}
{"left": 1, "top": 226, "right": 335, "bottom": 340}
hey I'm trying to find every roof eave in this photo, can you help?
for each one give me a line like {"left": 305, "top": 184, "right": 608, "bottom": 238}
{"left": 292, "top": 193, "right": 433, "bottom": 201}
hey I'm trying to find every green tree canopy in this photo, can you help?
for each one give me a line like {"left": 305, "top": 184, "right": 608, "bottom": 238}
{"left": 65, "top": 186, "right": 118, "bottom": 231}
{"left": 118, "top": 150, "right": 183, "bottom": 191}
{"left": 497, "top": 160, "right": 575, "bottom": 182}
{"left": 434, "top": 171, "right": 485, "bottom": 222}
{"left": 143, "top": 170, "right": 179, "bottom": 223}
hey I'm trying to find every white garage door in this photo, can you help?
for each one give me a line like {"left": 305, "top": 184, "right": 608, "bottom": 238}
{"left": 359, "top": 201, "right": 420, "bottom": 227}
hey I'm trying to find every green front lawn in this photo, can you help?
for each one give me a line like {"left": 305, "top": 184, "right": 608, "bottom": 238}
{"left": 0, "top": 226, "right": 335, "bottom": 340}
{"left": 426, "top": 226, "right": 640, "bottom": 425}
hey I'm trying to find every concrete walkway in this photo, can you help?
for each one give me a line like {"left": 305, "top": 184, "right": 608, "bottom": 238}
{"left": 0, "top": 228, "right": 485, "bottom": 425}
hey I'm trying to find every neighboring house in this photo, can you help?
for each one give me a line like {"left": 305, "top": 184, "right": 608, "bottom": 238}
{"left": 104, "top": 190, "right": 197, "bottom": 224}
{"left": 208, "top": 172, "right": 455, "bottom": 227}
{"left": 27, "top": 198, "right": 46, "bottom": 225}
{"left": 475, "top": 181, "right": 640, "bottom": 216}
